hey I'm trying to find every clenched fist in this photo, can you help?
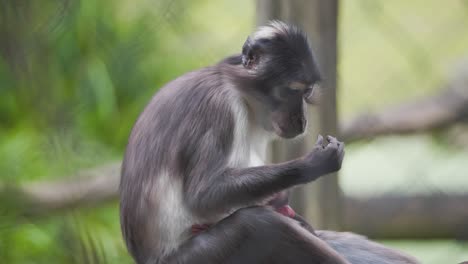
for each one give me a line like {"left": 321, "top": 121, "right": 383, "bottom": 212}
{"left": 298, "top": 135, "right": 345, "bottom": 183}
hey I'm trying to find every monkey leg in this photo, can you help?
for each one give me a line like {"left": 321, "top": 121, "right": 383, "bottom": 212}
{"left": 316, "top": 231, "right": 420, "bottom": 264}
{"left": 164, "top": 206, "right": 350, "bottom": 264}
{"left": 292, "top": 213, "right": 317, "bottom": 235}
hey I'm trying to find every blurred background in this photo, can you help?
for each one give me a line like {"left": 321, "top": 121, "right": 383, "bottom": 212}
{"left": 1, "top": 0, "right": 467, "bottom": 263}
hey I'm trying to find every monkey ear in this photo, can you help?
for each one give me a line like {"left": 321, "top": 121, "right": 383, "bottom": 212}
{"left": 241, "top": 37, "right": 259, "bottom": 69}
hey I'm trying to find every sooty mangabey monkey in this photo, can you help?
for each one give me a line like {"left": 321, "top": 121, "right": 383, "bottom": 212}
{"left": 120, "top": 21, "right": 419, "bottom": 264}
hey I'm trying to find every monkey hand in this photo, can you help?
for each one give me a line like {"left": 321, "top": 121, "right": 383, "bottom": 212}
{"left": 299, "top": 135, "right": 345, "bottom": 183}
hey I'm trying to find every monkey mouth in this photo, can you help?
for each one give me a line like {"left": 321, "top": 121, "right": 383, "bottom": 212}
{"left": 272, "top": 122, "right": 302, "bottom": 139}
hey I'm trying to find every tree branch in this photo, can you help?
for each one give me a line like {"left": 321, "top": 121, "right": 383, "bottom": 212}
{"left": 1, "top": 163, "right": 120, "bottom": 216}
{"left": 343, "top": 193, "right": 468, "bottom": 239}
{"left": 340, "top": 63, "right": 468, "bottom": 142}
{"left": 4, "top": 166, "right": 468, "bottom": 239}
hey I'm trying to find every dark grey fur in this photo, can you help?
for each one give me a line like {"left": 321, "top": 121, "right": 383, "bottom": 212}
{"left": 120, "top": 21, "right": 419, "bottom": 264}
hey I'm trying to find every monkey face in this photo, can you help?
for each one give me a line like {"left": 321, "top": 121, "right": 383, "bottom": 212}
{"left": 240, "top": 63, "right": 321, "bottom": 139}
{"left": 267, "top": 82, "right": 315, "bottom": 138}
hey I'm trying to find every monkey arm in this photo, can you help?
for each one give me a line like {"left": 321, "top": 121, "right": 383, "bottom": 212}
{"left": 184, "top": 159, "right": 327, "bottom": 216}
{"left": 185, "top": 136, "right": 343, "bottom": 216}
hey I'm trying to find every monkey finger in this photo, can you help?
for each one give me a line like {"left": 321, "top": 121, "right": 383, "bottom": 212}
{"left": 338, "top": 141, "right": 345, "bottom": 154}
{"left": 324, "top": 136, "right": 338, "bottom": 149}
{"left": 326, "top": 135, "right": 337, "bottom": 143}
{"left": 338, "top": 148, "right": 345, "bottom": 161}
{"left": 315, "top": 134, "right": 324, "bottom": 146}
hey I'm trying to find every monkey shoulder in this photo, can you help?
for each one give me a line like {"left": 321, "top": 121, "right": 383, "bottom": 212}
{"left": 134, "top": 66, "right": 242, "bottom": 166}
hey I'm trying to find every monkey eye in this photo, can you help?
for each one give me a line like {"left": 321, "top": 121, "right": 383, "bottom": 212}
{"left": 278, "top": 86, "right": 299, "bottom": 98}
{"left": 277, "top": 81, "right": 312, "bottom": 99}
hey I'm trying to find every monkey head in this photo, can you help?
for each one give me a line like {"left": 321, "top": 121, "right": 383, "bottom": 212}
{"left": 240, "top": 21, "right": 322, "bottom": 139}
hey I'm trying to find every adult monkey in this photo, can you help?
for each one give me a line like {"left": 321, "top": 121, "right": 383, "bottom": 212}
{"left": 120, "top": 21, "right": 419, "bottom": 264}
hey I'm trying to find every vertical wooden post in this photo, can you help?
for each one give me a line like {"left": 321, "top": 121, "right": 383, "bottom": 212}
{"left": 256, "top": 0, "right": 341, "bottom": 230}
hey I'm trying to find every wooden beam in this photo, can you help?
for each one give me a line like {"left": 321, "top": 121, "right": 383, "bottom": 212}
{"left": 256, "top": 0, "right": 342, "bottom": 230}
{"left": 344, "top": 194, "right": 468, "bottom": 239}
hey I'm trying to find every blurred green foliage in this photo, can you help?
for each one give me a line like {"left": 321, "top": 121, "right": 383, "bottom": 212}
{"left": 2, "top": 0, "right": 181, "bottom": 151}
{"left": 0, "top": 0, "right": 467, "bottom": 263}
{"left": 0, "top": 0, "right": 255, "bottom": 183}
{"left": 0, "top": 0, "right": 253, "bottom": 262}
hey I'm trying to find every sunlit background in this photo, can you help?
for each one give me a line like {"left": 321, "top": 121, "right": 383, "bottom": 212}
{"left": 1, "top": 0, "right": 468, "bottom": 263}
